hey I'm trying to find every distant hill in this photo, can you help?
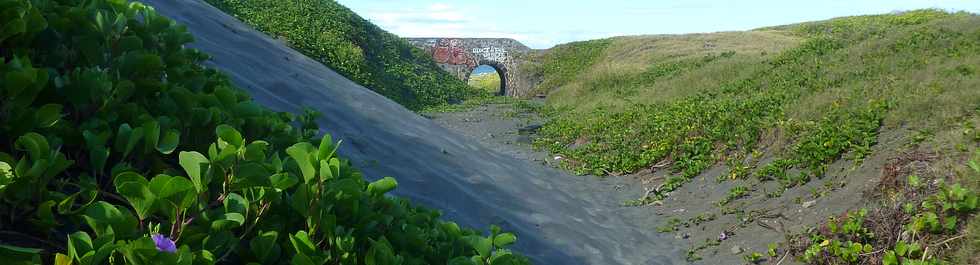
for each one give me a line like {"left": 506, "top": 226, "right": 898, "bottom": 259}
{"left": 468, "top": 72, "right": 502, "bottom": 93}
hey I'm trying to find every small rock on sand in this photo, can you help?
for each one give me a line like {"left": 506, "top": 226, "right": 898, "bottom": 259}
{"left": 730, "top": 245, "right": 743, "bottom": 255}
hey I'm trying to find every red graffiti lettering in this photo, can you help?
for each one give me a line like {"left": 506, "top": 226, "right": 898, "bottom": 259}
{"left": 432, "top": 39, "right": 476, "bottom": 67}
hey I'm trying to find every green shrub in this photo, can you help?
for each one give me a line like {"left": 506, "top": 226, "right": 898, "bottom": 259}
{"left": 202, "top": 0, "right": 480, "bottom": 111}
{"left": 524, "top": 39, "right": 612, "bottom": 93}
{"left": 0, "top": 1, "right": 528, "bottom": 264}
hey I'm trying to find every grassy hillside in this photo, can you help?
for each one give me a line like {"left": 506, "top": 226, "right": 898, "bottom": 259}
{"left": 0, "top": 0, "right": 527, "bottom": 264}
{"left": 202, "top": 0, "right": 482, "bottom": 111}
{"left": 528, "top": 10, "right": 979, "bottom": 263}
{"left": 468, "top": 73, "right": 502, "bottom": 94}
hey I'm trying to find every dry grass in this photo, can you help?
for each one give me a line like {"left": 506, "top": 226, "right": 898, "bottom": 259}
{"left": 546, "top": 31, "right": 802, "bottom": 113}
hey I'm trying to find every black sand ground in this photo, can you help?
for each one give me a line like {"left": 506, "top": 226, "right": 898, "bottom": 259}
{"left": 141, "top": 0, "right": 685, "bottom": 264}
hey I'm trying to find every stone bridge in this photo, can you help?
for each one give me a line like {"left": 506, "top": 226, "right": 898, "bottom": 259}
{"left": 405, "top": 38, "right": 537, "bottom": 97}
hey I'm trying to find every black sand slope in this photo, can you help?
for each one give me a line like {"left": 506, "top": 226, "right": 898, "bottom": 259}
{"left": 141, "top": 1, "right": 681, "bottom": 263}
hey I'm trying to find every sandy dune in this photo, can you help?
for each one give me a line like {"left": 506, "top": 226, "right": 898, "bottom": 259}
{"left": 141, "top": 0, "right": 681, "bottom": 263}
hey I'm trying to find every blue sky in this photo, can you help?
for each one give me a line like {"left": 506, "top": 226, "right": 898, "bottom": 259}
{"left": 336, "top": 0, "right": 980, "bottom": 49}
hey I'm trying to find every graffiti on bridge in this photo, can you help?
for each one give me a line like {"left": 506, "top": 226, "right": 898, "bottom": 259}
{"left": 471, "top": 46, "right": 508, "bottom": 63}
{"left": 432, "top": 39, "right": 477, "bottom": 67}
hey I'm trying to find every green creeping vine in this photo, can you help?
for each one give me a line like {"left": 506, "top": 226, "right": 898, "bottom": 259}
{"left": 535, "top": 10, "right": 975, "bottom": 206}
{"left": 0, "top": 0, "right": 528, "bottom": 264}
{"left": 527, "top": 39, "right": 613, "bottom": 94}
{"left": 796, "top": 155, "right": 979, "bottom": 265}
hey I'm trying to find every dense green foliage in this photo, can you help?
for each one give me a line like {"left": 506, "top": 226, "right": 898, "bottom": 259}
{"left": 0, "top": 1, "right": 528, "bottom": 264}
{"left": 522, "top": 39, "right": 612, "bottom": 94}
{"left": 791, "top": 154, "right": 979, "bottom": 265}
{"left": 201, "top": 0, "right": 479, "bottom": 111}
{"left": 533, "top": 10, "right": 980, "bottom": 205}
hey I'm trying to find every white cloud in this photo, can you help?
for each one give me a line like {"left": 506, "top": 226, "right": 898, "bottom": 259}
{"left": 360, "top": 3, "right": 556, "bottom": 47}
{"left": 428, "top": 3, "right": 452, "bottom": 11}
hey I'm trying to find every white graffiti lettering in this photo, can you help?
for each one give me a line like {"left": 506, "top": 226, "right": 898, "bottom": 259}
{"left": 471, "top": 46, "right": 508, "bottom": 63}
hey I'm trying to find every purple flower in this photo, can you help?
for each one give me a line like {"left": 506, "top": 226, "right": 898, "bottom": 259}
{"left": 718, "top": 232, "right": 728, "bottom": 241}
{"left": 152, "top": 234, "right": 177, "bottom": 253}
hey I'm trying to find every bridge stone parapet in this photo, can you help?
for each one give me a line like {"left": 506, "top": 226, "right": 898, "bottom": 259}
{"left": 406, "top": 38, "right": 537, "bottom": 97}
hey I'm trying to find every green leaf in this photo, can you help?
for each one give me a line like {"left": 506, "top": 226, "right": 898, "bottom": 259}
{"left": 23, "top": 157, "right": 48, "bottom": 178}
{"left": 463, "top": 235, "right": 492, "bottom": 259}
{"left": 489, "top": 250, "right": 517, "bottom": 265}
{"left": 113, "top": 172, "right": 155, "bottom": 220}
{"left": 895, "top": 241, "right": 908, "bottom": 257}
{"left": 211, "top": 213, "right": 245, "bottom": 231}
{"left": 83, "top": 131, "right": 108, "bottom": 176}
{"left": 148, "top": 174, "right": 196, "bottom": 210}
{"left": 317, "top": 134, "right": 335, "bottom": 161}
{"left": 250, "top": 231, "right": 279, "bottom": 263}
{"left": 82, "top": 201, "right": 136, "bottom": 238}
{"left": 944, "top": 215, "right": 957, "bottom": 231}
{"left": 179, "top": 151, "right": 210, "bottom": 193}
{"left": 0, "top": 18, "right": 26, "bottom": 43}
{"left": 233, "top": 101, "right": 262, "bottom": 118}
{"left": 270, "top": 173, "right": 298, "bottom": 190}
{"left": 203, "top": 231, "right": 234, "bottom": 258}
{"left": 58, "top": 188, "right": 97, "bottom": 215}
{"left": 196, "top": 250, "right": 215, "bottom": 265}
{"left": 156, "top": 129, "right": 180, "bottom": 155}
{"left": 448, "top": 257, "right": 478, "bottom": 265}
{"left": 907, "top": 175, "right": 921, "bottom": 188}
{"left": 35, "top": 104, "right": 63, "bottom": 128}
{"left": 288, "top": 231, "right": 317, "bottom": 256}
{"left": 0, "top": 244, "right": 42, "bottom": 265}
{"left": 365, "top": 238, "right": 399, "bottom": 265}
{"left": 289, "top": 184, "right": 310, "bottom": 217}
{"left": 45, "top": 151, "right": 73, "bottom": 179}
{"left": 67, "top": 231, "right": 93, "bottom": 262}
{"left": 223, "top": 193, "right": 248, "bottom": 215}
{"left": 367, "top": 177, "right": 398, "bottom": 195}
{"left": 236, "top": 162, "right": 271, "bottom": 186}
{"left": 15, "top": 132, "right": 49, "bottom": 161}
{"left": 882, "top": 251, "right": 898, "bottom": 265}
{"left": 123, "top": 127, "right": 145, "bottom": 157}
{"left": 318, "top": 160, "right": 332, "bottom": 180}
{"left": 924, "top": 212, "right": 941, "bottom": 232}
{"left": 114, "top": 124, "right": 142, "bottom": 159}
{"left": 243, "top": 141, "right": 270, "bottom": 162}
{"left": 0, "top": 161, "right": 14, "bottom": 191}
{"left": 328, "top": 158, "right": 341, "bottom": 179}
{"left": 143, "top": 120, "right": 160, "bottom": 154}
{"left": 286, "top": 143, "right": 316, "bottom": 183}
{"left": 55, "top": 253, "right": 71, "bottom": 265}
{"left": 216, "top": 124, "right": 244, "bottom": 148}
{"left": 214, "top": 86, "right": 237, "bottom": 108}
{"left": 118, "top": 35, "right": 143, "bottom": 52}
{"left": 493, "top": 233, "right": 517, "bottom": 248}
{"left": 33, "top": 200, "right": 58, "bottom": 229}
{"left": 291, "top": 252, "right": 317, "bottom": 265}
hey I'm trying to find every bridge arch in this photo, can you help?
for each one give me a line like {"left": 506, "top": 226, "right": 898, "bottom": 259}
{"left": 467, "top": 60, "right": 508, "bottom": 96}
{"left": 405, "top": 38, "right": 537, "bottom": 98}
